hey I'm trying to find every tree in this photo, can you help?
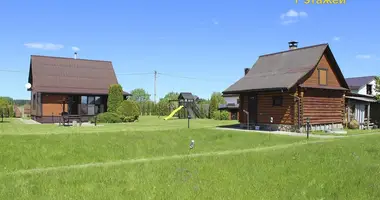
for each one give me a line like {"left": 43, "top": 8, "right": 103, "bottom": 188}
{"left": 156, "top": 99, "right": 170, "bottom": 117}
{"left": 129, "top": 88, "right": 151, "bottom": 102}
{"left": 0, "top": 97, "right": 14, "bottom": 118}
{"left": 375, "top": 76, "right": 380, "bottom": 101}
{"left": 209, "top": 92, "right": 226, "bottom": 119}
{"left": 107, "top": 84, "right": 124, "bottom": 113}
{"left": 117, "top": 100, "right": 140, "bottom": 122}
{"left": 162, "top": 92, "right": 179, "bottom": 101}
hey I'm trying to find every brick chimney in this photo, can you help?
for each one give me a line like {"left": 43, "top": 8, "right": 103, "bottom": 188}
{"left": 244, "top": 68, "right": 250, "bottom": 75}
{"left": 288, "top": 41, "right": 298, "bottom": 50}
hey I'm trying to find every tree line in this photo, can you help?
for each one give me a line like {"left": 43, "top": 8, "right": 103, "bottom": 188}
{"left": 128, "top": 88, "right": 226, "bottom": 118}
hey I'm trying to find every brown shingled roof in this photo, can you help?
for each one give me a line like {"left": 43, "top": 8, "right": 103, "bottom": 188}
{"left": 28, "top": 55, "right": 129, "bottom": 95}
{"left": 223, "top": 43, "right": 348, "bottom": 93}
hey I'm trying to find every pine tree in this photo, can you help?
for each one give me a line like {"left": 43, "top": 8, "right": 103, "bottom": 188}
{"left": 107, "top": 84, "right": 124, "bottom": 113}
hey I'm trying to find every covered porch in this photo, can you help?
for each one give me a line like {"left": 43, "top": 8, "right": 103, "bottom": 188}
{"left": 345, "top": 94, "right": 378, "bottom": 130}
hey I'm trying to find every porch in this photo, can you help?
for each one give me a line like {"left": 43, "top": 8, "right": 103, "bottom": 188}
{"left": 31, "top": 93, "right": 118, "bottom": 123}
{"left": 345, "top": 95, "right": 378, "bottom": 130}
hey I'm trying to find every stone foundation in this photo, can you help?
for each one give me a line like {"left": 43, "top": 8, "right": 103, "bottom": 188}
{"left": 240, "top": 123, "right": 343, "bottom": 133}
{"left": 299, "top": 123, "right": 343, "bottom": 133}
{"left": 240, "top": 123, "right": 297, "bottom": 132}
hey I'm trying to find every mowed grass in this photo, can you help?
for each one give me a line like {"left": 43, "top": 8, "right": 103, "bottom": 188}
{"left": 0, "top": 117, "right": 380, "bottom": 199}
{"left": 0, "top": 116, "right": 237, "bottom": 135}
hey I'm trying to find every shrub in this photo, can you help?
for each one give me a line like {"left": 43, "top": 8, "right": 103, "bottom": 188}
{"left": 91, "top": 112, "right": 122, "bottom": 123}
{"left": 107, "top": 84, "right": 124, "bottom": 113}
{"left": 117, "top": 100, "right": 140, "bottom": 122}
{"left": 212, "top": 111, "right": 220, "bottom": 120}
{"left": 220, "top": 111, "right": 230, "bottom": 120}
{"left": 348, "top": 119, "right": 359, "bottom": 129}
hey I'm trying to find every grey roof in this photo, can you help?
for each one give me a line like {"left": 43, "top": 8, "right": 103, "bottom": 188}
{"left": 178, "top": 92, "right": 194, "bottom": 100}
{"left": 345, "top": 76, "right": 376, "bottom": 90}
{"left": 224, "top": 44, "right": 331, "bottom": 93}
{"left": 345, "top": 96, "right": 377, "bottom": 103}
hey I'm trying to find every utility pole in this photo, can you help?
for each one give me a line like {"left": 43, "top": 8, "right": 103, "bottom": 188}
{"left": 154, "top": 70, "right": 157, "bottom": 103}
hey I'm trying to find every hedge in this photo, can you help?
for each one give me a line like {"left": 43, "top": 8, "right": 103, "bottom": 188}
{"left": 117, "top": 100, "right": 140, "bottom": 122}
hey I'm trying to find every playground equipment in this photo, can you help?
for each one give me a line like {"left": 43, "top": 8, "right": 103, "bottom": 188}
{"left": 164, "top": 105, "right": 184, "bottom": 120}
{"left": 178, "top": 92, "right": 201, "bottom": 119}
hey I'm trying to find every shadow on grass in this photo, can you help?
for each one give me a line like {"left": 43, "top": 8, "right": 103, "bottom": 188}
{"left": 0, "top": 121, "right": 11, "bottom": 123}
{"left": 216, "top": 124, "right": 242, "bottom": 129}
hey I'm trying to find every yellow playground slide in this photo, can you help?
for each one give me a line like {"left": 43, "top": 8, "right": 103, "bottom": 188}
{"left": 164, "top": 105, "right": 184, "bottom": 120}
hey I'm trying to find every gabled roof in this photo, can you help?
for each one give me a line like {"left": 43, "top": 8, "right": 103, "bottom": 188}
{"left": 345, "top": 76, "right": 376, "bottom": 90}
{"left": 223, "top": 43, "right": 348, "bottom": 93}
{"left": 28, "top": 55, "right": 129, "bottom": 95}
{"left": 178, "top": 92, "right": 194, "bottom": 100}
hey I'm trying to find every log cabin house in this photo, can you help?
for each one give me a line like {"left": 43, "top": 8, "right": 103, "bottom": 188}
{"left": 223, "top": 42, "right": 350, "bottom": 132}
{"left": 27, "top": 55, "right": 129, "bottom": 123}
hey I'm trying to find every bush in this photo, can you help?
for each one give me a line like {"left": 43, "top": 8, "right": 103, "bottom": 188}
{"left": 107, "top": 84, "right": 124, "bottom": 113}
{"left": 220, "top": 111, "right": 230, "bottom": 120}
{"left": 91, "top": 112, "right": 122, "bottom": 123}
{"left": 212, "top": 111, "right": 220, "bottom": 120}
{"left": 348, "top": 119, "right": 359, "bottom": 129}
{"left": 117, "top": 100, "right": 140, "bottom": 122}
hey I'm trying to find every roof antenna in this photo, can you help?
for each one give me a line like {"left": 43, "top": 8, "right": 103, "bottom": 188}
{"left": 74, "top": 52, "right": 78, "bottom": 59}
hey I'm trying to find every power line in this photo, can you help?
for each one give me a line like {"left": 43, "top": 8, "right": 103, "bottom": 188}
{"left": 157, "top": 72, "right": 229, "bottom": 82}
{"left": 0, "top": 69, "right": 26, "bottom": 73}
{"left": 117, "top": 72, "right": 153, "bottom": 75}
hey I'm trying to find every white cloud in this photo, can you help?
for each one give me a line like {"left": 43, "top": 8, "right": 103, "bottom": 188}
{"left": 333, "top": 36, "right": 340, "bottom": 41}
{"left": 24, "top": 42, "right": 64, "bottom": 50}
{"left": 356, "top": 54, "right": 372, "bottom": 59}
{"left": 280, "top": 9, "right": 308, "bottom": 25}
{"left": 212, "top": 19, "right": 219, "bottom": 25}
{"left": 72, "top": 46, "right": 80, "bottom": 51}
{"left": 299, "top": 11, "right": 308, "bottom": 17}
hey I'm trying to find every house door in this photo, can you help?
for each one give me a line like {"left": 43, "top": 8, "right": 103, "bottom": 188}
{"left": 248, "top": 95, "right": 257, "bottom": 124}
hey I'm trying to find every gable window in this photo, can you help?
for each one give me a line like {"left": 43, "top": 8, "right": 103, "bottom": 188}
{"left": 272, "top": 96, "right": 283, "bottom": 106}
{"left": 318, "top": 68, "right": 327, "bottom": 85}
{"left": 366, "top": 84, "right": 373, "bottom": 95}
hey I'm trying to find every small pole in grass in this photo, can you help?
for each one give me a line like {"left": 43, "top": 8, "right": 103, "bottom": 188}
{"left": 94, "top": 115, "right": 97, "bottom": 126}
{"left": 306, "top": 117, "right": 310, "bottom": 139}
{"left": 188, "top": 114, "right": 191, "bottom": 128}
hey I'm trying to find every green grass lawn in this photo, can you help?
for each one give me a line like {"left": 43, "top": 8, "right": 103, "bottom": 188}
{"left": 0, "top": 117, "right": 380, "bottom": 199}
{"left": 312, "top": 128, "right": 380, "bottom": 135}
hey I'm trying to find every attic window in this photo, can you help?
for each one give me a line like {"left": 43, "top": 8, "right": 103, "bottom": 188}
{"left": 367, "top": 84, "right": 373, "bottom": 95}
{"left": 272, "top": 96, "right": 283, "bottom": 106}
{"left": 318, "top": 68, "right": 327, "bottom": 86}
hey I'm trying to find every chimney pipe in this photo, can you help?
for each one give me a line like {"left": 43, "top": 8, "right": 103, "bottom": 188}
{"left": 74, "top": 52, "right": 77, "bottom": 59}
{"left": 288, "top": 41, "right": 298, "bottom": 50}
{"left": 244, "top": 68, "right": 250, "bottom": 75}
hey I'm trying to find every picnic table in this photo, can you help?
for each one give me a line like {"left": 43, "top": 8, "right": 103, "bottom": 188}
{"left": 60, "top": 112, "right": 82, "bottom": 126}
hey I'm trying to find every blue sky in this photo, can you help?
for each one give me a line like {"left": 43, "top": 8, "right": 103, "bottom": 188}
{"left": 0, "top": 0, "right": 379, "bottom": 100}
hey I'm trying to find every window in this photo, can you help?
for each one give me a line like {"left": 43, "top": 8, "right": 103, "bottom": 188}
{"left": 81, "top": 96, "right": 88, "bottom": 104}
{"left": 367, "top": 84, "right": 373, "bottom": 95}
{"left": 88, "top": 96, "right": 95, "bottom": 104}
{"left": 237, "top": 98, "right": 240, "bottom": 105}
{"left": 318, "top": 69, "right": 327, "bottom": 85}
{"left": 79, "top": 96, "right": 104, "bottom": 115}
{"left": 272, "top": 96, "right": 283, "bottom": 106}
{"left": 95, "top": 96, "right": 102, "bottom": 105}
{"left": 32, "top": 94, "right": 36, "bottom": 110}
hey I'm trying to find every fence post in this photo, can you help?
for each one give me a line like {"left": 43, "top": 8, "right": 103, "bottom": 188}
{"left": 306, "top": 117, "right": 310, "bottom": 139}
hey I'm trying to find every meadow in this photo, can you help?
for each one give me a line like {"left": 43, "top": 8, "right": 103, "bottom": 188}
{"left": 0, "top": 116, "right": 380, "bottom": 199}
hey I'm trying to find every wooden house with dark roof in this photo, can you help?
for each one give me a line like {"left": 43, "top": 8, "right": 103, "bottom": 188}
{"left": 27, "top": 55, "right": 130, "bottom": 123}
{"left": 223, "top": 41, "right": 350, "bottom": 132}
